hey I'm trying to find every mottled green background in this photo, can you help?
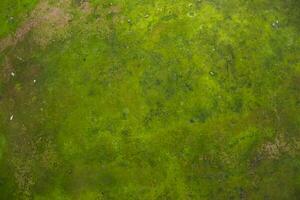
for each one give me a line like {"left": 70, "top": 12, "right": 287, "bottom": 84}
{"left": 0, "top": 0, "right": 299, "bottom": 199}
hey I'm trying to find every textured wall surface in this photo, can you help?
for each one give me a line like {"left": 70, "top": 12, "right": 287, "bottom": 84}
{"left": 0, "top": 0, "right": 299, "bottom": 199}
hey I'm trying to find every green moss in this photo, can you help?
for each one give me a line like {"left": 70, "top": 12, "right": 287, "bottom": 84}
{"left": 0, "top": 0, "right": 38, "bottom": 38}
{"left": 0, "top": 0, "right": 299, "bottom": 199}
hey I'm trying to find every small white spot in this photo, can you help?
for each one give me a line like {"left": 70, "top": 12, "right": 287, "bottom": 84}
{"left": 33, "top": 79, "right": 36, "bottom": 83}
{"left": 272, "top": 20, "right": 279, "bottom": 28}
{"left": 16, "top": 56, "right": 23, "bottom": 61}
{"left": 11, "top": 72, "right": 15, "bottom": 77}
{"left": 209, "top": 71, "right": 215, "bottom": 76}
{"left": 10, "top": 115, "right": 14, "bottom": 121}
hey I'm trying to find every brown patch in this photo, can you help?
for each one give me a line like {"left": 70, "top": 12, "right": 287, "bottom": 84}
{"left": 8, "top": 125, "right": 60, "bottom": 199}
{"left": 109, "top": 5, "right": 122, "bottom": 24}
{"left": 251, "top": 134, "right": 300, "bottom": 169}
{"left": 0, "top": 11, "right": 37, "bottom": 52}
{"left": 0, "top": 37, "right": 14, "bottom": 52}
{"left": 0, "top": 0, "right": 72, "bottom": 52}
{"left": 12, "top": 158, "right": 35, "bottom": 199}
{"left": 109, "top": 5, "right": 122, "bottom": 14}
{"left": 1, "top": 56, "right": 15, "bottom": 82}
{"left": 30, "top": 1, "right": 72, "bottom": 48}
{"left": 40, "top": 144, "right": 59, "bottom": 170}
{"left": 0, "top": 2, "right": 67, "bottom": 198}
{"left": 0, "top": 18, "right": 38, "bottom": 52}
{"left": 259, "top": 134, "right": 299, "bottom": 160}
{"left": 14, "top": 20, "right": 38, "bottom": 43}
{"left": 80, "top": 1, "right": 92, "bottom": 14}
{"left": 9, "top": 126, "right": 37, "bottom": 199}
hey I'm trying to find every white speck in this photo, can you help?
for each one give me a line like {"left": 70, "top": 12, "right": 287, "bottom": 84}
{"left": 209, "top": 71, "right": 215, "bottom": 76}
{"left": 33, "top": 79, "right": 36, "bottom": 83}
{"left": 11, "top": 72, "right": 15, "bottom": 77}
{"left": 16, "top": 56, "right": 23, "bottom": 61}
{"left": 272, "top": 20, "right": 279, "bottom": 28}
{"left": 10, "top": 115, "right": 14, "bottom": 121}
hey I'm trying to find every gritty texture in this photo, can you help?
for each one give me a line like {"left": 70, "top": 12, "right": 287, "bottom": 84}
{"left": 0, "top": 0, "right": 300, "bottom": 199}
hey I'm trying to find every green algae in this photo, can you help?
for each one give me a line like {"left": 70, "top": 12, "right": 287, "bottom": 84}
{"left": 0, "top": 0, "right": 300, "bottom": 199}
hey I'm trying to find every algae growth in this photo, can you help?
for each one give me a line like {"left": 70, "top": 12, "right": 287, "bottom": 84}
{"left": 0, "top": 0, "right": 300, "bottom": 199}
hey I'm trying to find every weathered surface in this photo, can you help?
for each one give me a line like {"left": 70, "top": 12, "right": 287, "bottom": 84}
{"left": 0, "top": 0, "right": 299, "bottom": 199}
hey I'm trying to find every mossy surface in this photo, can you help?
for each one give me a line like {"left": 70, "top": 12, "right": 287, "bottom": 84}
{"left": 0, "top": 0, "right": 38, "bottom": 38}
{"left": 0, "top": 0, "right": 300, "bottom": 199}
